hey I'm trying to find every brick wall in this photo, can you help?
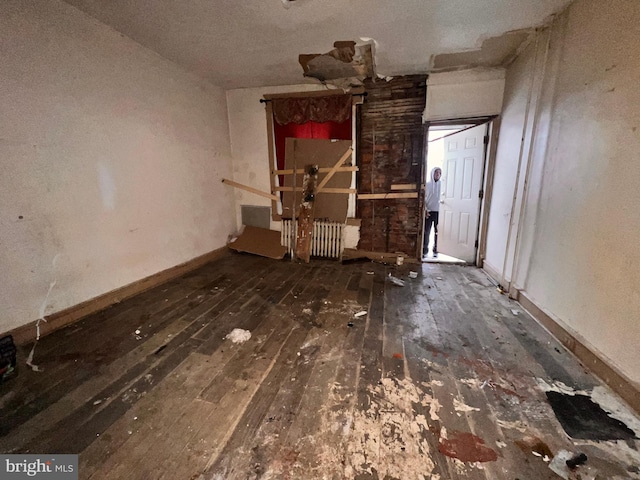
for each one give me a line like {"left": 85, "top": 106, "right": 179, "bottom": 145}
{"left": 356, "top": 75, "right": 427, "bottom": 255}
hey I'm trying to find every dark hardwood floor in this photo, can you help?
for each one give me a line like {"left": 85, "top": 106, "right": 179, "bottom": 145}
{"left": 1, "top": 253, "right": 638, "bottom": 479}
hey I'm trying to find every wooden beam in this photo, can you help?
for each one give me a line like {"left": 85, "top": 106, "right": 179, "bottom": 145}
{"left": 275, "top": 187, "right": 356, "bottom": 194}
{"left": 222, "top": 178, "right": 279, "bottom": 202}
{"left": 358, "top": 192, "right": 419, "bottom": 200}
{"left": 263, "top": 87, "right": 364, "bottom": 101}
{"left": 272, "top": 166, "right": 358, "bottom": 175}
{"left": 390, "top": 184, "right": 417, "bottom": 191}
{"left": 265, "top": 101, "right": 282, "bottom": 221}
{"left": 296, "top": 165, "right": 318, "bottom": 263}
{"left": 317, "top": 188, "right": 357, "bottom": 194}
{"left": 316, "top": 148, "right": 353, "bottom": 193}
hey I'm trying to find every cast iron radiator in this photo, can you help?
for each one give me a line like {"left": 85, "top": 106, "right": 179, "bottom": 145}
{"left": 281, "top": 220, "right": 344, "bottom": 259}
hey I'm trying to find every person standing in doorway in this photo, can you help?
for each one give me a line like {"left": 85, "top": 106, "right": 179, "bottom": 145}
{"left": 424, "top": 167, "right": 442, "bottom": 258}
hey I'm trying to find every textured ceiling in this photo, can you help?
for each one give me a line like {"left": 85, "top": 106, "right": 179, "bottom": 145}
{"left": 63, "top": 0, "right": 572, "bottom": 89}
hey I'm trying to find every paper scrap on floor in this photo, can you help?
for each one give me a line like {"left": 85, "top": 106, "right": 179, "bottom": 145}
{"left": 225, "top": 328, "right": 251, "bottom": 344}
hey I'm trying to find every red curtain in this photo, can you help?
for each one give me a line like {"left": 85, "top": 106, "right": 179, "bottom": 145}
{"left": 274, "top": 120, "right": 352, "bottom": 191}
{"left": 274, "top": 119, "right": 352, "bottom": 187}
{"left": 274, "top": 119, "right": 352, "bottom": 167}
{"left": 271, "top": 94, "right": 353, "bottom": 190}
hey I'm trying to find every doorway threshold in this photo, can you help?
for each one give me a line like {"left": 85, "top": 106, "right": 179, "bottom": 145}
{"left": 422, "top": 253, "right": 467, "bottom": 265}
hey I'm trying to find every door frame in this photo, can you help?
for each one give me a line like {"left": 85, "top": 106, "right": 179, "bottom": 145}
{"left": 419, "top": 115, "right": 499, "bottom": 265}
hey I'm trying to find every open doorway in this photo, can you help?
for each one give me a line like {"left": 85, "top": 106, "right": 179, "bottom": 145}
{"left": 422, "top": 122, "right": 490, "bottom": 265}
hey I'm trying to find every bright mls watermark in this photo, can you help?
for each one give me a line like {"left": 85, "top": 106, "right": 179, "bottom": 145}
{"left": 1, "top": 455, "right": 78, "bottom": 479}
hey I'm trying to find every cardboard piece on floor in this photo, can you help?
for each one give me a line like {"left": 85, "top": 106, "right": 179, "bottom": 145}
{"left": 281, "top": 138, "right": 352, "bottom": 222}
{"left": 228, "top": 225, "right": 287, "bottom": 260}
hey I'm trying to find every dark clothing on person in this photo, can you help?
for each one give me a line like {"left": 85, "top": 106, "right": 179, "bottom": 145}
{"left": 424, "top": 166, "right": 441, "bottom": 257}
{"left": 424, "top": 211, "right": 439, "bottom": 255}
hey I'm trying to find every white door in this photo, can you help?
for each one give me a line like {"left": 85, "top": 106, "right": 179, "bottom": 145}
{"left": 438, "top": 124, "right": 487, "bottom": 263}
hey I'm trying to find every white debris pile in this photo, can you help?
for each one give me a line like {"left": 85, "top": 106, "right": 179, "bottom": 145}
{"left": 224, "top": 328, "right": 251, "bottom": 344}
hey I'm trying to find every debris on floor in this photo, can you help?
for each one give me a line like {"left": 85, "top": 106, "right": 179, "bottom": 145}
{"left": 387, "top": 274, "right": 405, "bottom": 287}
{"left": 453, "top": 397, "right": 480, "bottom": 414}
{"left": 409, "top": 271, "right": 418, "bottom": 278}
{"left": 6, "top": 258, "right": 639, "bottom": 479}
{"left": 549, "top": 450, "right": 596, "bottom": 479}
{"left": 566, "top": 452, "right": 588, "bottom": 469}
{"left": 546, "top": 391, "right": 636, "bottom": 440}
{"left": 515, "top": 435, "right": 553, "bottom": 461}
{"left": 537, "top": 378, "right": 640, "bottom": 440}
{"left": 224, "top": 328, "right": 252, "bottom": 344}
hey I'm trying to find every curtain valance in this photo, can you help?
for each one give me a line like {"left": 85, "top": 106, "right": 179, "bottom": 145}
{"left": 272, "top": 94, "right": 352, "bottom": 125}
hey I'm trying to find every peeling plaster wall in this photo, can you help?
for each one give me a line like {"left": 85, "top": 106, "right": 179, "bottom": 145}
{"left": 0, "top": 1, "right": 235, "bottom": 333}
{"left": 486, "top": 0, "right": 640, "bottom": 384}
{"left": 226, "top": 84, "right": 328, "bottom": 232}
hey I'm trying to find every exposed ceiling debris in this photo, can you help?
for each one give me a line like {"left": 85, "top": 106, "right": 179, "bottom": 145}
{"left": 431, "top": 28, "right": 535, "bottom": 72}
{"left": 299, "top": 40, "right": 375, "bottom": 88}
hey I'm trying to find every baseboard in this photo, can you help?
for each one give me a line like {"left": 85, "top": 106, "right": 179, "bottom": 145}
{"left": 6, "top": 246, "right": 229, "bottom": 345}
{"left": 518, "top": 291, "right": 640, "bottom": 415}
{"left": 481, "top": 262, "right": 507, "bottom": 289}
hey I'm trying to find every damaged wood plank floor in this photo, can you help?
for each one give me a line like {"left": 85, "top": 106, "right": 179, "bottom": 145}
{"left": 1, "top": 253, "right": 639, "bottom": 479}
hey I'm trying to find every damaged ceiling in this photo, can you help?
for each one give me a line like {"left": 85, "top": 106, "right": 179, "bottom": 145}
{"left": 299, "top": 41, "right": 375, "bottom": 88}
{"left": 63, "top": 0, "right": 572, "bottom": 89}
{"left": 431, "top": 29, "right": 535, "bottom": 72}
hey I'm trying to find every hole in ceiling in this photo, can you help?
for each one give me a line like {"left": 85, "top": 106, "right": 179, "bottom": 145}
{"left": 299, "top": 40, "right": 376, "bottom": 88}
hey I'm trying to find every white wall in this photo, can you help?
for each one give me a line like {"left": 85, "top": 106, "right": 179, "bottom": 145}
{"left": 226, "top": 84, "right": 331, "bottom": 231}
{"left": 483, "top": 35, "right": 547, "bottom": 283}
{"left": 485, "top": 0, "right": 640, "bottom": 385}
{"left": 0, "top": 1, "right": 236, "bottom": 333}
{"left": 424, "top": 68, "right": 505, "bottom": 122}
